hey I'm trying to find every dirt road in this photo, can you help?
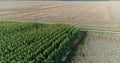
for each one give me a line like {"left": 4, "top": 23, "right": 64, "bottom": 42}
{"left": 71, "top": 31, "right": 120, "bottom": 63}
{"left": 0, "top": 1, "right": 120, "bottom": 29}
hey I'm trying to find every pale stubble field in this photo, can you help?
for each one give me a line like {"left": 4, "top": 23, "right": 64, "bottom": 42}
{"left": 0, "top": 1, "right": 119, "bottom": 28}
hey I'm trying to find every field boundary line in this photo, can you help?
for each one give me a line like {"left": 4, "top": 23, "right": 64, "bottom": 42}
{"left": 79, "top": 27, "right": 120, "bottom": 33}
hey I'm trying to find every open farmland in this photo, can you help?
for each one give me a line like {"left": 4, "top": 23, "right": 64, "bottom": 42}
{"left": 0, "top": 1, "right": 120, "bottom": 29}
{"left": 1, "top": 1, "right": 120, "bottom": 63}
{"left": 0, "top": 21, "right": 86, "bottom": 63}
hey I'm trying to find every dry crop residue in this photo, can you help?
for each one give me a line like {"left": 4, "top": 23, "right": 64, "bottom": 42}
{"left": 71, "top": 31, "right": 120, "bottom": 63}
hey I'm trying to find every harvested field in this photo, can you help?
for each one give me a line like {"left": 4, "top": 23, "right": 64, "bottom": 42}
{"left": 0, "top": 1, "right": 120, "bottom": 29}
{"left": 71, "top": 31, "right": 120, "bottom": 63}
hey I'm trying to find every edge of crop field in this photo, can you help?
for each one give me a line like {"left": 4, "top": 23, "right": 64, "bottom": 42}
{"left": 65, "top": 31, "right": 87, "bottom": 63}
{"left": 0, "top": 20, "right": 72, "bottom": 26}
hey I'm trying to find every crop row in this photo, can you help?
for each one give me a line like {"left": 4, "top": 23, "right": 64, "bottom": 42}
{"left": 0, "top": 21, "right": 85, "bottom": 63}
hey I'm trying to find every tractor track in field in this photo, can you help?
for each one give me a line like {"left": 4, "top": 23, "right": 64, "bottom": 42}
{"left": 0, "top": 3, "right": 70, "bottom": 16}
